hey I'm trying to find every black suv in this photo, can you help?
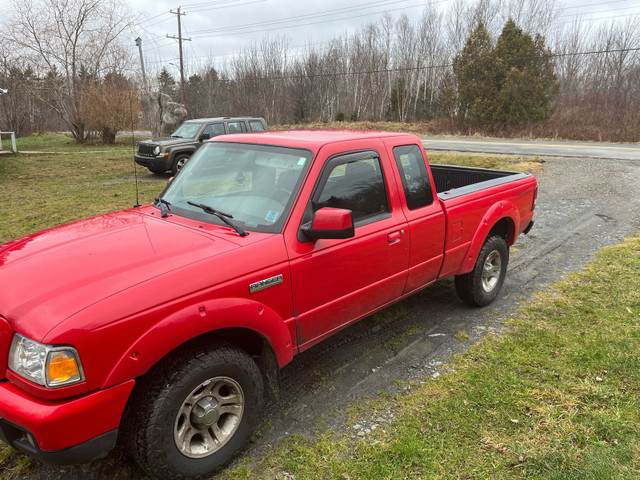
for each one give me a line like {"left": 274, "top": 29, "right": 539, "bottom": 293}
{"left": 135, "top": 116, "right": 268, "bottom": 174}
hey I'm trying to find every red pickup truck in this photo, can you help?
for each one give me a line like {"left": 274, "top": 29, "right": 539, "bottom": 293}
{"left": 0, "top": 130, "right": 536, "bottom": 479}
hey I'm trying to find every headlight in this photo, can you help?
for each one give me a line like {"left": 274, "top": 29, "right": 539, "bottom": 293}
{"left": 8, "top": 334, "right": 85, "bottom": 388}
{"left": 153, "top": 145, "right": 161, "bottom": 155}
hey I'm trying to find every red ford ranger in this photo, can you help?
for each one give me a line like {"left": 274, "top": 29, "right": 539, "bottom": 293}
{"left": 0, "top": 130, "right": 536, "bottom": 479}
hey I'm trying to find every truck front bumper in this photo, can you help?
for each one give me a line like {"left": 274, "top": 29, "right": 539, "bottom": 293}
{"left": 134, "top": 153, "right": 171, "bottom": 171}
{"left": 0, "top": 379, "right": 135, "bottom": 464}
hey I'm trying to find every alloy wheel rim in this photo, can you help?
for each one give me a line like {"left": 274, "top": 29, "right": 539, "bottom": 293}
{"left": 481, "top": 250, "right": 502, "bottom": 292}
{"left": 174, "top": 376, "right": 244, "bottom": 458}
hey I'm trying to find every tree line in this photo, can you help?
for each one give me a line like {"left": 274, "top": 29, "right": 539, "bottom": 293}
{"left": 1, "top": 0, "right": 639, "bottom": 143}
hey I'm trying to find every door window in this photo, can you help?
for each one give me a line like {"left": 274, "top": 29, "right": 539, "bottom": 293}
{"left": 314, "top": 154, "right": 390, "bottom": 224}
{"left": 226, "top": 121, "right": 248, "bottom": 134}
{"left": 202, "top": 123, "right": 225, "bottom": 138}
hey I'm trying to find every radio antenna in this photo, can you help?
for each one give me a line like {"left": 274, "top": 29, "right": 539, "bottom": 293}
{"left": 130, "top": 91, "right": 141, "bottom": 207}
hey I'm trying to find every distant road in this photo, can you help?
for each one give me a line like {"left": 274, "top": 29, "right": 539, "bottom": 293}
{"left": 421, "top": 136, "right": 640, "bottom": 161}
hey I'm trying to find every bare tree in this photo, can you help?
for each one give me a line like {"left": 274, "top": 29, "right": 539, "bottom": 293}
{"left": 3, "top": 0, "right": 138, "bottom": 142}
{"left": 79, "top": 72, "right": 140, "bottom": 143}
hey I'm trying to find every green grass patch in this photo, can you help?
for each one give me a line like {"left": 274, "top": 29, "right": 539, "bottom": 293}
{"left": 222, "top": 234, "right": 640, "bottom": 479}
{"left": 0, "top": 148, "right": 164, "bottom": 244}
{"left": 428, "top": 151, "right": 546, "bottom": 173}
{"left": 12, "top": 133, "right": 143, "bottom": 154}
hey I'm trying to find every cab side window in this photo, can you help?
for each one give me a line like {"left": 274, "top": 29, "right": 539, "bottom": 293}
{"left": 314, "top": 154, "right": 390, "bottom": 224}
{"left": 392, "top": 145, "right": 433, "bottom": 210}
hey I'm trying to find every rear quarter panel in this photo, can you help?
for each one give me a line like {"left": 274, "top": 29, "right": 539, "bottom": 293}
{"left": 438, "top": 175, "right": 537, "bottom": 278}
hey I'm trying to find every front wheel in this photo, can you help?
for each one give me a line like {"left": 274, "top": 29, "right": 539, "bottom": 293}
{"left": 171, "top": 154, "right": 190, "bottom": 175}
{"left": 125, "top": 344, "right": 264, "bottom": 480}
{"left": 455, "top": 235, "right": 509, "bottom": 307}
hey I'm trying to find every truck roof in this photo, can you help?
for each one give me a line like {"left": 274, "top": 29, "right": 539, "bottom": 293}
{"left": 210, "top": 129, "right": 417, "bottom": 151}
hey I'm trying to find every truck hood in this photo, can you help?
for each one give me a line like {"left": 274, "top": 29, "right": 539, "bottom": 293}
{"left": 140, "top": 137, "right": 193, "bottom": 147}
{"left": 0, "top": 208, "right": 239, "bottom": 340}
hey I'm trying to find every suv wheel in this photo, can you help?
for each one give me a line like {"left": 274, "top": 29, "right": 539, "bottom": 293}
{"left": 172, "top": 154, "right": 190, "bottom": 175}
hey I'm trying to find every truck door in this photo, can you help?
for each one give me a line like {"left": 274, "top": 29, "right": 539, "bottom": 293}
{"left": 389, "top": 143, "right": 446, "bottom": 293}
{"left": 288, "top": 149, "right": 410, "bottom": 348}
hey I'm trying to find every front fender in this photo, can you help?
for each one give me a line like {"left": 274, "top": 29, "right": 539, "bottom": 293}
{"left": 459, "top": 201, "right": 519, "bottom": 274}
{"left": 101, "top": 298, "right": 293, "bottom": 389}
{"left": 167, "top": 147, "right": 195, "bottom": 161}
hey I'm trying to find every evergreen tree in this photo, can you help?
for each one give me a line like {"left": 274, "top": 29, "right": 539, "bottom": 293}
{"left": 489, "top": 19, "right": 558, "bottom": 124}
{"left": 453, "top": 21, "right": 494, "bottom": 119}
{"left": 158, "top": 67, "right": 178, "bottom": 101}
{"left": 453, "top": 19, "right": 558, "bottom": 125}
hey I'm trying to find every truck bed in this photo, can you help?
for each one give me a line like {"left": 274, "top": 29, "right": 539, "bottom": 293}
{"left": 431, "top": 164, "right": 531, "bottom": 200}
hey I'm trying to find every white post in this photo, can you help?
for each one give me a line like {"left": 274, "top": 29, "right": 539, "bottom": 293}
{"left": 0, "top": 132, "right": 17, "bottom": 153}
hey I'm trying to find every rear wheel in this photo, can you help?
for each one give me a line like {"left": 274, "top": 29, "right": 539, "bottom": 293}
{"left": 125, "top": 344, "right": 263, "bottom": 480}
{"left": 455, "top": 235, "right": 509, "bottom": 307}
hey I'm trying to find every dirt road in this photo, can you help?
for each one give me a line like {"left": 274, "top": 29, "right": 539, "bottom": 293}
{"left": 16, "top": 154, "right": 640, "bottom": 479}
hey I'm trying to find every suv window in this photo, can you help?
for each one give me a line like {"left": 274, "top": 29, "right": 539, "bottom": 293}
{"left": 203, "top": 123, "right": 225, "bottom": 138}
{"left": 392, "top": 145, "right": 433, "bottom": 210}
{"left": 227, "top": 121, "right": 248, "bottom": 134}
{"left": 314, "top": 154, "right": 389, "bottom": 224}
{"left": 248, "top": 120, "right": 266, "bottom": 132}
{"left": 171, "top": 122, "right": 203, "bottom": 139}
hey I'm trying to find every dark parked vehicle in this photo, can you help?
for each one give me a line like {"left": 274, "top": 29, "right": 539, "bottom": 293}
{"left": 135, "top": 116, "right": 268, "bottom": 174}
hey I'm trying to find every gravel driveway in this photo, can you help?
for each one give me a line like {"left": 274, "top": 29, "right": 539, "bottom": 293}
{"left": 15, "top": 154, "right": 640, "bottom": 480}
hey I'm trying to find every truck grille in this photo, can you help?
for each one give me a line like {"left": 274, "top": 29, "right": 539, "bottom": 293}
{"left": 137, "top": 144, "right": 156, "bottom": 157}
{"left": 0, "top": 316, "right": 12, "bottom": 379}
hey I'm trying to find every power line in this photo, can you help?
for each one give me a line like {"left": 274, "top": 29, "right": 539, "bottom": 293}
{"left": 225, "top": 46, "right": 640, "bottom": 82}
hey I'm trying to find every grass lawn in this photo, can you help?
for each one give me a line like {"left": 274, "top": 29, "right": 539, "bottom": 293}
{"left": 0, "top": 134, "right": 164, "bottom": 244}
{"left": 220, "top": 234, "right": 640, "bottom": 479}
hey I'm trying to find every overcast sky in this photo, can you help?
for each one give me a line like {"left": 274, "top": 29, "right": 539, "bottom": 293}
{"left": 126, "top": 0, "right": 640, "bottom": 77}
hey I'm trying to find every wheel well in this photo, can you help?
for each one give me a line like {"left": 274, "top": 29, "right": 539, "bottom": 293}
{"left": 139, "top": 328, "right": 281, "bottom": 402}
{"left": 489, "top": 217, "right": 515, "bottom": 245}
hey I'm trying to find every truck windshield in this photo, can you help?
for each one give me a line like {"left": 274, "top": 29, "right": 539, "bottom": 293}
{"left": 159, "top": 142, "right": 312, "bottom": 233}
{"left": 171, "top": 122, "right": 203, "bottom": 138}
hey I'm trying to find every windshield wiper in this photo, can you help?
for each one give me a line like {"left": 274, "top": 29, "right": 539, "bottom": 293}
{"left": 171, "top": 135, "right": 182, "bottom": 138}
{"left": 155, "top": 197, "right": 172, "bottom": 218}
{"left": 187, "top": 201, "right": 248, "bottom": 237}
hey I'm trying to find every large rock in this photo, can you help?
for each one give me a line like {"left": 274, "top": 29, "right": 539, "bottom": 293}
{"left": 139, "top": 91, "right": 188, "bottom": 137}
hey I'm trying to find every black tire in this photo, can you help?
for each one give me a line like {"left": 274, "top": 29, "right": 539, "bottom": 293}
{"left": 455, "top": 234, "right": 509, "bottom": 307}
{"left": 124, "top": 343, "right": 263, "bottom": 480}
{"left": 171, "top": 154, "right": 190, "bottom": 175}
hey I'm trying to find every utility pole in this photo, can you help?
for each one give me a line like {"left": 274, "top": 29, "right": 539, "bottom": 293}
{"left": 135, "top": 37, "right": 147, "bottom": 90}
{"left": 167, "top": 6, "right": 191, "bottom": 105}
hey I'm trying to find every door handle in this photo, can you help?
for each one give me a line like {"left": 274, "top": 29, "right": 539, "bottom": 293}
{"left": 387, "top": 230, "right": 404, "bottom": 244}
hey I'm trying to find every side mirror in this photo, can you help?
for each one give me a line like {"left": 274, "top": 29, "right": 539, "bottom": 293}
{"left": 301, "top": 208, "right": 354, "bottom": 241}
{"left": 199, "top": 133, "right": 211, "bottom": 142}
